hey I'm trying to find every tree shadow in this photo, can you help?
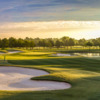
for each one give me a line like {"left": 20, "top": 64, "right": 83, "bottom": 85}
{"left": 8, "top": 57, "right": 100, "bottom": 73}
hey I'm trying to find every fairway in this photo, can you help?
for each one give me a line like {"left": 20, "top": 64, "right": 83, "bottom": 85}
{"left": 0, "top": 49, "right": 100, "bottom": 100}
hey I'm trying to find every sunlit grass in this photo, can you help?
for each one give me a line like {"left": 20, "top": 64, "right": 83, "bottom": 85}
{"left": 0, "top": 49, "right": 100, "bottom": 100}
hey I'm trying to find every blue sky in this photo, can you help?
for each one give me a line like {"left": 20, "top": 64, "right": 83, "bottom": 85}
{"left": 0, "top": 0, "right": 100, "bottom": 39}
{"left": 0, "top": 0, "right": 100, "bottom": 22}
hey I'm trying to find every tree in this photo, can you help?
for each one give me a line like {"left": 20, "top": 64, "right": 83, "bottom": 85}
{"left": 0, "top": 39, "right": 2, "bottom": 48}
{"left": 65, "top": 39, "right": 69, "bottom": 49}
{"left": 38, "top": 40, "right": 42, "bottom": 48}
{"left": 24, "top": 40, "right": 30, "bottom": 49}
{"left": 61, "top": 36, "right": 69, "bottom": 48}
{"left": 33, "top": 38, "right": 40, "bottom": 47}
{"left": 78, "top": 38, "right": 86, "bottom": 46}
{"left": 55, "top": 40, "right": 61, "bottom": 48}
{"left": 41, "top": 39, "right": 47, "bottom": 49}
{"left": 1, "top": 36, "right": 100, "bottom": 50}
{"left": 68, "top": 38, "right": 75, "bottom": 49}
{"left": 47, "top": 39, "right": 54, "bottom": 48}
{"left": 29, "top": 40, "right": 35, "bottom": 49}
{"left": 17, "top": 38, "right": 24, "bottom": 48}
{"left": 1, "top": 38, "right": 9, "bottom": 49}
{"left": 9, "top": 37, "right": 17, "bottom": 48}
{"left": 86, "top": 41, "right": 93, "bottom": 51}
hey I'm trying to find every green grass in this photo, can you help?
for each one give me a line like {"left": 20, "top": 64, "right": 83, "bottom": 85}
{"left": 0, "top": 49, "right": 100, "bottom": 100}
{"left": 0, "top": 50, "right": 8, "bottom": 53}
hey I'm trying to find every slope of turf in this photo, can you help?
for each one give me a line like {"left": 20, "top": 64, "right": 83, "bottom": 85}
{"left": 0, "top": 50, "right": 100, "bottom": 100}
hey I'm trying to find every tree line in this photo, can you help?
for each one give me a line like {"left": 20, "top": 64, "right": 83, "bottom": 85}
{"left": 0, "top": 36, "right": 100, "bottom": 49}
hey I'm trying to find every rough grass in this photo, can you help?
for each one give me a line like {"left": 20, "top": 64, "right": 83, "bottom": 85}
{"left": 0, "top": 49, "right": 100, "bottom": 100}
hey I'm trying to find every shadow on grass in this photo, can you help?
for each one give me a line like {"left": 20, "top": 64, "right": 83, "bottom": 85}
{"left": 1, "top": 57, "right": 100, "bottom": 100}
{"left": 0, "top": 91, "right": 58, "bottom": 100}
{"left": 8, "top": 53, "right": 50, "bottom": 57}
{"left": 8, "top": 57, "right": 100, "bottom": 73}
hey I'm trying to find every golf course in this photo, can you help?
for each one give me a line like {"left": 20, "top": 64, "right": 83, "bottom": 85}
{"left": 0, "top": 0, "right": 100, "bottom": 99}
{"left": 0, "top": 48, "right": 100, "bottom": 100}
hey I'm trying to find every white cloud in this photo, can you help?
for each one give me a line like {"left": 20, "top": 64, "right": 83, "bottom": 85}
{"left": 0, "top": 21, "right": 100, "bottom": 39}
{"left": 1, "top": 21, "right": 100, "bottom": 29}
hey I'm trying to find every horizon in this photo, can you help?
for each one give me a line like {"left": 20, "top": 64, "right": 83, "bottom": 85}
{"left": 1, "top": 34, "right": 100, "bottom": 40}
{"left": 0, "top": 21, "right": 100, "bottom": 39}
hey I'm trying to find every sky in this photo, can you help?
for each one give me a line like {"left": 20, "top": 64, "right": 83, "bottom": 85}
{"left": 0, "top": 0, "right": 100, "bottom": 39}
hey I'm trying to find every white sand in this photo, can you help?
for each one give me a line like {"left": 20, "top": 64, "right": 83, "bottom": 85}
{"left": 8, "top": 51, "right": 22, "bottom": 54}
{"left": 0, "top": 66, "right": 71, "bottom": 91}
{"left": 0, "top": 51, "right": 21, "bottom": 54}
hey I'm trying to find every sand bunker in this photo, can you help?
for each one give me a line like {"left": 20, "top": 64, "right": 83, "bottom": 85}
{"left": 8, "top": 51, "right": 22, "bottom": 54}
{"left": 0, "top": 67, "right": 71, "bottom": 91}
{"left": 0, "top": 51, "right": 21, "bottom": 54}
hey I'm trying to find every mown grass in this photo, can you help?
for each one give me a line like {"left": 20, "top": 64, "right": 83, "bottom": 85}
{"left": 0, "top": 50, "right": 8, "bottom": 53}
{"left": 0, "top": 49, "right": 100, "bottom": 100}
